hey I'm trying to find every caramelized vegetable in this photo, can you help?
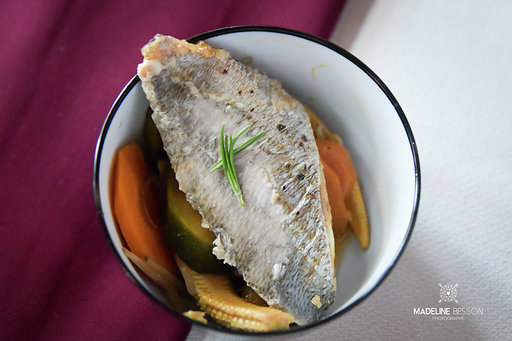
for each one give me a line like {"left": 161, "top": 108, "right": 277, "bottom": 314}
{"left": 162, "top": 172, "right": 225, "bottom": 274}
{"left": 176, "top": 257, "right": 294, "bottom": 331}
{"left": 112, "top": 143, "right": 177, "bottom": 275}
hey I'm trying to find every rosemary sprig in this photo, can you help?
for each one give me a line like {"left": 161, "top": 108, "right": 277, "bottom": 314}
{"left": 212, "top": 124, "right": 264, "bottom": 205}
{"left": 210, "top": 129, "right": 265, "bottom": 172}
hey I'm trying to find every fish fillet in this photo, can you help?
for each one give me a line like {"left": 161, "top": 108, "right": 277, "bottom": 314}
{"left": 137, "top": 34, "right": 336, "bottom": 325}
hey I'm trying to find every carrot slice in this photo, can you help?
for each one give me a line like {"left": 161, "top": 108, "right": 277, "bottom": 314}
{"left": 320, "top": 157, "right": 349, "bottom": 239}
{"left": 112, "top": 143, "right": 178, "bottom": 275}
{"left": 308, "top": 109, "right": 370, "bottom": 249}
{"left": 316, "top": 138, "right": 357, "bottom": 197}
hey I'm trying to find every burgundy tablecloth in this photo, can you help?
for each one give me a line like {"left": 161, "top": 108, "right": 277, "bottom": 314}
{"left": 0, "top": 1, "right": 345, "bottom": 339}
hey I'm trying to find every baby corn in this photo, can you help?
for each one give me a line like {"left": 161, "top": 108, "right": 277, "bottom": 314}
{"left": 176, "top": 257, "right": 294, "bottom": 331}
{"left": 346, "top": 182, "right": 370, "bottom": 249}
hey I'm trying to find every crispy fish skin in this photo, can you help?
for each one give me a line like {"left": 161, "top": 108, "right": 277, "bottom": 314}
{"left": 138, "top": 34, "right": 335, "bottom": 325}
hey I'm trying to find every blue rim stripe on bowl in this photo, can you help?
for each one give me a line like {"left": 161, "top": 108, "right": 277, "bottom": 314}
{"left": 93, "top": 25, "right": 421, "bottom": 336}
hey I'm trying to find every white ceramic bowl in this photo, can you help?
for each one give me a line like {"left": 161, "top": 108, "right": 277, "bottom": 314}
{"left": 94, "top": 26, "right": 420, "bottom": 335}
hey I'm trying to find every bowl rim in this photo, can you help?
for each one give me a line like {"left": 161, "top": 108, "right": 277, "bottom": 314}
{"left": 93, "top": 25, "right": 421, "bottom": 336}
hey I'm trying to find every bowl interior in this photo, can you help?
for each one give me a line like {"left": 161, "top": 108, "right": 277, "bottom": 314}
{"left": 95, "top": 28, "right": 419, "bottom": 331}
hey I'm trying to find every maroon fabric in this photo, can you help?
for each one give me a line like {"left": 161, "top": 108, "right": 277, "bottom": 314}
{"left": 0, "top": 1, "right": 345, "bottom": 340}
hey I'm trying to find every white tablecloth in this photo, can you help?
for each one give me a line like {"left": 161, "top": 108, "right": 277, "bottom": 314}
{"left": 187, "top": 0, "right": 512, "bottom": 339}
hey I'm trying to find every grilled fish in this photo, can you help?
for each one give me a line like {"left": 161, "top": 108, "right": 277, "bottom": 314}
{"left": 137, "top": 34, "right": 336, "bottom": 325}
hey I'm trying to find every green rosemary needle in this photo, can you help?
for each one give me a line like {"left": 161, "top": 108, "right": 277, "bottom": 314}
{"left": 212, "top": 124, "right": 264, "bottom": 205}
{"left": 210, "top": 126, "right": 265, "bottom": 172}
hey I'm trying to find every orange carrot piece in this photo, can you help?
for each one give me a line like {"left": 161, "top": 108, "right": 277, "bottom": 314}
{"left": 316, "top": 138, "right": 357, "bottom": 197}
{"left": 112, "top": 143, "right": 178, "bottom": 276}
{"left": 320, "top": 157, "right": 349, "bottom": 239}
